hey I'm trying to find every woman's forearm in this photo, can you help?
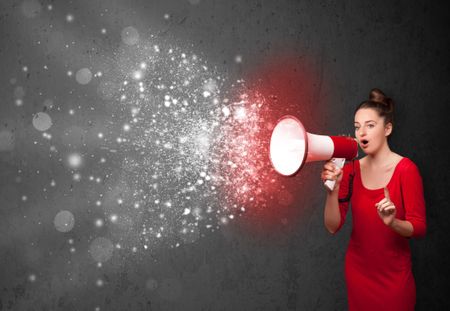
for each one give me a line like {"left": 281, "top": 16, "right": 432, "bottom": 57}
{"left": 389, "top": 218, "right": 414, "bottom": 238}
{"left": 324, "top": 188, "right": 341, "bottom": 234}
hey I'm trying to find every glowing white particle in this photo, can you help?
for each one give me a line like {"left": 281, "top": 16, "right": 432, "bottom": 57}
{"left": 50, "top": 180, "right": 56, "bottom": 187}
{"left": 67, "top": 71, "right": 73, "bottom": 76}
{"left": 101, "top": 28, "right": 107, "bottom": 34}
{"left": 133, "top": 70, "right": 142, "bottom": 80}
{"left": 67, "top": 153, "right": 82, "bottom": 169}
{"left": 69, "top": 109, "right": 75, "bottom": 115}
{"left": 132, "top": 247, "right": 137, "bottom": 252}
{"left": 110, "top": 214, "right": 118, "bottom": 223}
{"left": 15, "top": 99, "right": 23, "bottom": 106}
{"left": 117, "top": 198, "right": 123, "bottom": 204}
{"left": 28, "top": 274, "right": 36, "bottom": 282}
{"left": 23, "top": 66, "right": 28, "bottom": 72}
{"left": 73, "top": 173, "right": 81, "bottom": 181}
{"left": 96, "top": 177, "right": 101, "bottom": 183}
{"left": 183, "top": 208, "right": 190, "bottom": 215}
{"left": 96, "top": 279, "right": 104, "bottom": 287}
{"left": 98, "top": 132, "right": 104, "bottom": 138}
{"left": 66, "top": 14, "right": 74, "bottom": 22}
{"left": 22, "top": 195, "right": 28, "bottom": 201}
{"left": 165, "top": 201, "right": 172, "bottom": 207}
{"left": 68, "top": 239, "right": 74, "bottom": 244}
{"left": 140, "top": 62, "right": 147, "bottom": 69}
{"left": 47, "top": 4, "right": 52, "bottom": 10}
{"left": 229, "top": 215, "right": 234, "bottom": 219}
{"left": 203, "top": 91, "right": 211, "bottom": 98}
{"left": 235, "top": 55, "right": 243, "bottom": 63}
{"left": 70, "top": 247, "right": 76, "bottom": 253}
{"left": 156, "top": 233, "right": 161, "bottom": 238}
{"left": 235, "top": 107, "right": 246, "bottom": 119}
{"left": 95, "top": 219, "right": 104, "bottom": 227}
{"left": 100, "top": 158, "right": 106, "bottom": 163}
{"left": 164, "top": 13, "right": 170, "bottom": 19}
{"left": 123, "top": 124, "right": 130, "bottom": 131}
{"left": 222, "top": 106, "right": 230, "bottom": 117}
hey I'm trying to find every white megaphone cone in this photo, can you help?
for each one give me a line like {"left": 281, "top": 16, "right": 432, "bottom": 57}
{"left": 269, "top": 115, "right": 358, "bottom": 191}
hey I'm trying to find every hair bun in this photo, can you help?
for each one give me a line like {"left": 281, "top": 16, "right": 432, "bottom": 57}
{"left": 369, "top": 88, "right": 392, "bottom": 108}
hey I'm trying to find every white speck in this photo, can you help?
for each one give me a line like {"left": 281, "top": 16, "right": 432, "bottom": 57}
{"left": 203, "top": 91, "right": 211, "bottom": 98}
{"left": 66, "top": 14, "right": 74, "bottom": 22}
{"left": 110, "top": 214, "right": 118, "bottom": 223}
{"left": 235, "top": 55, "right": 243, "bottom": 63}
{"left": 222, "top": 106, "right": 230, "bottom": 117}
{"left": 164, "top": 13, "right": 170, "bottom": 20}
{"left": 28, "top": 274, "right": 36, "bottom": 282}
{"left": 67, "top": 153, "right": 82, "bottom": 169}
{"left": 101, "top": 28, "right": 107, "bottom": 34}
{"left": 123, "top": 124, "right": 130, "bottom": 132}
{"left": 95, "top": 219, "right": 104, "bottom": 227}
{"left": 98, "top": 132, "right": 104, "bottom": 138}
{"left": 22, "top": 195, "right": 28, "bottom": 201}
{"left": 183, "top": 208, "right": 191, "bottom": 215}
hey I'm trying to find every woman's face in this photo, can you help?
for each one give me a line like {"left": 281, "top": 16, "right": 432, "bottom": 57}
{"left": 354, "top": 108, "right": 392, "bottom": 155}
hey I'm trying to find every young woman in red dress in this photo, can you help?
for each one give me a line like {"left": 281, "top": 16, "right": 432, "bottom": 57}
{"left": 321, "top": 89, "right": 427, "bottom": 311}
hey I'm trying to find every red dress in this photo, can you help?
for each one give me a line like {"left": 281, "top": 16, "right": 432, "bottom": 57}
{"left": 336, "top": 157, "right": 426, "bottom": 311}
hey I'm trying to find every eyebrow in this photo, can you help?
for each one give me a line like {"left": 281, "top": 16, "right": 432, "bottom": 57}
{"left": 354, "top": 120, "right": 377, "bottom": 125}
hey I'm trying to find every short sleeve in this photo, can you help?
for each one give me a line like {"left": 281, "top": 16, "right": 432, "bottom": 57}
{"left": 334, "top": 162, "right": 353, "bottom": 234}
{"left": 400, "top": 160, "right": 427, "bottom": 238}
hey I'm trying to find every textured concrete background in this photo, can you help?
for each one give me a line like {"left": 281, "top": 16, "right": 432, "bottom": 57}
{"left": 1, "top": 0, "right": 449, "bottom": 310}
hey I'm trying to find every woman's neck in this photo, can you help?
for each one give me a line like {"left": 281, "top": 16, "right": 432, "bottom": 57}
{"left": 364, "top": 143, "right": 394, "bottom": 168}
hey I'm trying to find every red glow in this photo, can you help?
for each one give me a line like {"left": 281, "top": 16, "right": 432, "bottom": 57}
{"left": 217, "top": 55, "right": 329, "bottom": 236}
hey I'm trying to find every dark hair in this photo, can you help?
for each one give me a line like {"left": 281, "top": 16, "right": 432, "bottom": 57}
{"left": 354, "top": 88, "right": 395, "bottom": 128}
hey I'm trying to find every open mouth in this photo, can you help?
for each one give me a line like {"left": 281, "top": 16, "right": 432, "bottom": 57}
{"left": 360, "top": 139, "right": 369, "bottom": 147}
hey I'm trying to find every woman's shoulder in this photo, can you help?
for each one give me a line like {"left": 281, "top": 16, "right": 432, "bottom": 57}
{"left": 396, "top": 155, "right": 421, "bottom": 175}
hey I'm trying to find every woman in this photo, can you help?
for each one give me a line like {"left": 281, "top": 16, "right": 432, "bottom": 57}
{"left": 321, "top": 89, "right": 426, "bottom": 311}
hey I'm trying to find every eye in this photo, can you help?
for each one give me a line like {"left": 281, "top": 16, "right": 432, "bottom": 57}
{"left": 368, "top": 124, "right": 374, "bottom": 128}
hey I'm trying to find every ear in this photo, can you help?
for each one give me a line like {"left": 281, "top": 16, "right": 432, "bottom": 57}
{"left": 384, "top": 122, "right": 393, "bottom": 137}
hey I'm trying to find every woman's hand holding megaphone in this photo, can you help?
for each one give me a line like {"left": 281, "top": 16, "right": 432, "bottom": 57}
{"left": 321, "top": 160, "right": 343, "bottom": 192}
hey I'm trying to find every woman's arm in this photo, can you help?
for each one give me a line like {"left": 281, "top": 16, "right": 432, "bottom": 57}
{"left": 324, "top": 187, "right": 342, "bottom": 234}
{"left": 322, "top": 161, "right": 346, "bottom": 234}
{"left": 389, "top": 218, "right": 414, "bottom": 238}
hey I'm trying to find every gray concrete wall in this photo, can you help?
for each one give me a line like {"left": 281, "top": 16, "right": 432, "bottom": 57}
{"left": 0, "top": 0, "right": 448, "bottom": 310}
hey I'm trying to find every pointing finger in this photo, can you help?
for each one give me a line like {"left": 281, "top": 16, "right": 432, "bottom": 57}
{"left": 384, "top": 187, "right": 391, "bottom": 201}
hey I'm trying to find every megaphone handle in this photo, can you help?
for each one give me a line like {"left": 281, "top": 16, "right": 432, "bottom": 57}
{"left": 324, "top": 157, "right": 346, "bottom": 191}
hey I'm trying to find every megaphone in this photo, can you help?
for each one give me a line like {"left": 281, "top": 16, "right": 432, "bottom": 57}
{"left": 269, "top": 115, "right": 358, "bottom": 191}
